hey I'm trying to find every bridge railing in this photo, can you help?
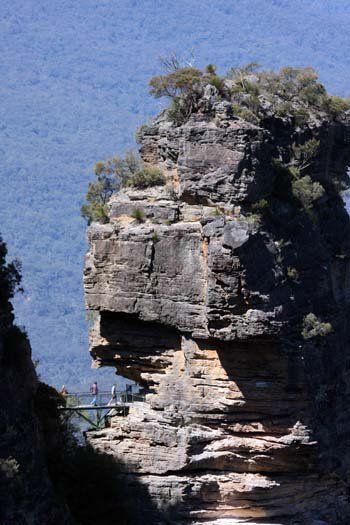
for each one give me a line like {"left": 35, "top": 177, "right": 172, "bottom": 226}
{"left": 61, "top": 390, "right": 145, "bottom": 408}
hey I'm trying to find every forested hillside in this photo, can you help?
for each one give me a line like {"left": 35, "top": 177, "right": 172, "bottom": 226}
{"left": 1, "top": 0, "right": 350, "bottom": 388}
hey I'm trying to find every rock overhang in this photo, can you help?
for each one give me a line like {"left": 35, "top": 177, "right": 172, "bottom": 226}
{"left": 83, "top": 101, "right": 350, "bottom": 523}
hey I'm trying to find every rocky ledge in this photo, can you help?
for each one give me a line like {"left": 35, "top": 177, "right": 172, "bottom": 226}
{"left": 84, "top": 98, "right": 350, "bottom": 523}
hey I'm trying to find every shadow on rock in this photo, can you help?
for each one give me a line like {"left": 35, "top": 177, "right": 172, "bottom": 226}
{"left": 47, "top": 428, "right": 174, "bottom": 525}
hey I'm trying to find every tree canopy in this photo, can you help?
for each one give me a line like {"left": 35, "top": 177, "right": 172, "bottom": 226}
{"left": 81, "top": 152, "right": 165, "bottom": 224}
{"left": 149, "top": 61, "right": 350, "bottom": 125}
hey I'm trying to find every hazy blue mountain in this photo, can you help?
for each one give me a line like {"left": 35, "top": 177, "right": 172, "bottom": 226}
{"left": 1, "top": 0, "right": 350, "bottom": 390}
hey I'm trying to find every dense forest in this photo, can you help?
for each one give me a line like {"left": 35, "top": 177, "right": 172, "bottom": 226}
{"left": 2, "top": 0, "right": 350, "bottom": 387}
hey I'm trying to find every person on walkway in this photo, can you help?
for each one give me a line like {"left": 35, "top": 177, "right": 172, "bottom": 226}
{"left": 108, "top": 383, "right": 117, "bottom": 405}
{"left": 60, "top": 385, "right": 69, "bottom": 396}
{"left": 125, "top": 383, "right": 132, "bottom": 402}
{"left": 90, "top": 381, "right": 98, "bottom": 406}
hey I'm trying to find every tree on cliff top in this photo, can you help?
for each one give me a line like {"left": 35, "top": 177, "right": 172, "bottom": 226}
{"left": 149, "top": 56, "right": 228, "bottom": 124}
{"left": 149, "top": 60, "right": 350, "bottom": 125}
{"left": 83, "top": 61, "right": 350, "bottom": 226}
{"left": 149, "top": 66, "right": 203, "bottom": 99}
{"left": 81, "top": 152, "right": 165, "bottom": 224}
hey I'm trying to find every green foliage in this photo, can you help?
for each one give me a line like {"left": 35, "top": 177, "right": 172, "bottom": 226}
{"left": 228, "top": 62, "right": 261, "bottom": 91}
{"left": 207, "top": 74, "right": 225, "bottom": 93}
{"left": 272, "top": 158, "right": 290, "bottom": 174}
{"left": 149, "top": 58, "right": 207, "bottom": 124}
{"left": 276, "top": 101, "right": 294, "bottom": 118}
{"left": 272, "top": 157, "right": 297, "bottom": 184}
{"left": 272, "top": 154, "right": 325, "bottom": 216}
{"left": 245, "top": 82, "right": 260, "bottom": 97}
{"left": 151, "top": 232, "right": 160, "bottom": 243}
{"left": 293, "top": 138, "right": 320, "bottom": 170}
{"left": 149, "top": 67, "right": 203, "bottom": 99}
{"left": 200, "top": 62, "right": 226, "bottom": 93}
{"left": 294, "top": 107, "right": 310, "bottom": 126}
{"left": 229, "top": 65, "right": 349, "bottom": 125}
{"left": 81, "top": 152, "right": 165, "bottom": 223}
{"left": 149, "top": 62, "right": 350, "bottom": 127}
{"left": 205, "top": 64, "right": 217, "bottom": 75}
{"left": 131, "top": 207, "right": 145, "bottom": 222}
{"left": 80, "top": 166, "right": 118, "bottom": 224}
{"left": 276, "top": 102, "right": 312, "bottom": 124}
{"left": 0, "top": 456, "right": 22, "bottom": 502}
{"left": 302, "top": 313, "right": 333, "bottom": 340}
{"left": 126, "top": 165, "right": 165, "bottom": 189}
{"left": 292, "top": 175, "right": 325, "bottom": 210}
{"left": 232, "top": 103, "right": 259, "bottom": 124}
{"left": 276, "top": 238, "right": 291, "bottom": 249}
{"left": 213, "top": 207, "right": 223, "bottom": 216}
{"left": 297, "top": 70, "right": 327, "bottom": 104}
{"left": 288, "top": 165, "right": 300, "bottom": 179}
{"left": 276, "top": 253, "right": 284, "bottom": 265}
{"left": 7, "top": 1, "right": 350, "bottom": 393}
{"left": 103, "top": 151, "right": 165, "bottom": 189}
{"left": 245, "top": 212, "right": 262, "bottom": 225}
{"left": 287, "top": 266, "right": 299, "bottom": 281}
{"left": 81, "top": 202, "right": 109, "bottom": 225}
{"left": 0, "top": 458, "right": 20, "bottom": 481}
{"left": 166, "top": 98, "right": 191, "bottom": 124}
{"left": 323, "top": 95, "right": 350, "bottom": 116}
{"left": 252, "top": 198, "right": 269, "bottom": 211}
{"left": 271, "top": 67, "right": 326, "bottom": 105}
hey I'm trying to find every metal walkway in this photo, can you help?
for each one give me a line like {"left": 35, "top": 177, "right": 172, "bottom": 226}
{"left": 58, "top": 390, "right": 145, "bottom": 429}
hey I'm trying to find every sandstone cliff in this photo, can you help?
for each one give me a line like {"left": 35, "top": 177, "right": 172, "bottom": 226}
{"left": 84, "top": 88, "right": 350, "bottom": 523}
{"left": 0, "top": 237, "right": 71, "bottom": 524}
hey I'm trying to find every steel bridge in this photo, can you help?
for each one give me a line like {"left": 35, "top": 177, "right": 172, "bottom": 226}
{"left": 58, "top": 390, "right": 145, "bottom": 429}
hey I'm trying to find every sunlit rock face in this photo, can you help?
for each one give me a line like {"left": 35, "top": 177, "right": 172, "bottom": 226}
{"left": 84, "top": 104, "right": 350, "bottom": 523}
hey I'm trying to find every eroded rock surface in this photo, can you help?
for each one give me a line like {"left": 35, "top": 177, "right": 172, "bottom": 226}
{"left": 84, "top": 105, "right": 350, "bottom": 523}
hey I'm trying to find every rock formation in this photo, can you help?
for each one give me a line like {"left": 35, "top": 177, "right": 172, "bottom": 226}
{"left": 0, "top": 237, "right": 71, "bottom": 524}
{"left": 84, "top": 87, "right": 350, "bottom": 523}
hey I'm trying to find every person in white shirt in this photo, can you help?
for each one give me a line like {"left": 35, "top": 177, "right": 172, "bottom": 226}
{"left": 108, "top": 383, "right": 117, "bottom": 405}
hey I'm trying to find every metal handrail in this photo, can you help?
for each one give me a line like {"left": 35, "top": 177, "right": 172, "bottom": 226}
{"left": 57, "top": 389, "right": 145, "bottom": 429}
{"left": 60, "top": 390, "right": 145, "bottom": 408}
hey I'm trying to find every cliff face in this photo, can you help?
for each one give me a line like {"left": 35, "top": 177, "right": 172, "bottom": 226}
{"left": 0, "top": 238, "right": 70, "bottom": 524}
{"left": 84, "top": 101, "right": 350, "bottom": 523}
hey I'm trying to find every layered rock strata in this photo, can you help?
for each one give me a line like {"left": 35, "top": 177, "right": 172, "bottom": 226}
{"left": 84, "top": 104, "right": 350, "bottom": 523}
